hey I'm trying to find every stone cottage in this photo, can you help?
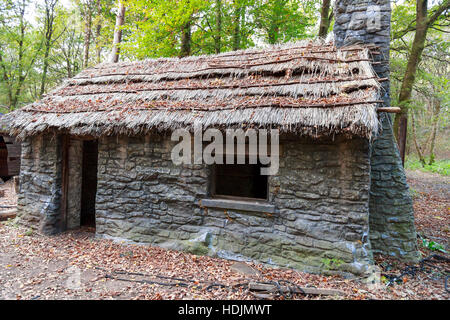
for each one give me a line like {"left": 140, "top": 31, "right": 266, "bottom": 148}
{"left": 1, "top": 0, "right": 419, "bottom": 275}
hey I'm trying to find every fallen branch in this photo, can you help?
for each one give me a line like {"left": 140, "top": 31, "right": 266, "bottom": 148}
{"left": 0, "top": 209, "right": 17, "bottom": 221}
{"left": 249, "top": 282, "right": 345, "bottom": 296}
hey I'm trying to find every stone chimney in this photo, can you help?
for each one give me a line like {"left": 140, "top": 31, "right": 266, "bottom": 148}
{"left": 334, "top": 0, "right": 391, "bottom": 103}
{"left": 334, "top": 0, "right": 420, "bottom": 262}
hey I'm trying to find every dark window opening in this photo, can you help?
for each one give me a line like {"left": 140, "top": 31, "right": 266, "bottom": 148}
{"left": 212, "top": 159, "right": 268, "bottom": 200}
{"left": 80, "top": 140, "right": 98, "bottom": 228}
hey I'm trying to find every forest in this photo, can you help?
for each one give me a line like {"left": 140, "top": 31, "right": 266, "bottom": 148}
{"left": 0, "top": 0, "right": 449, "bottom": 169}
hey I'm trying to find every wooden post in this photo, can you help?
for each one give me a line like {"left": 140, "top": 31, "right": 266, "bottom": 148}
{"left": 377, "top": 107, "right": 401, "bottom": 113}
{"left": 60, "top": 135, "right": 69, "bottom": 231}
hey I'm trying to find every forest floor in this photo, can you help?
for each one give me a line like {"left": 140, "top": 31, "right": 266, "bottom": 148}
{"left": 0, "top": 170, "right": 448, "bottom": 300}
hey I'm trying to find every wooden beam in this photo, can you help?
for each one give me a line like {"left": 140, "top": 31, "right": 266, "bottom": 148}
{"left": 200, "top": 198, "right": 276, "bottom": 214}
{"left": 377, "top": 107, "right": 401, "bottom": 113}
{"left": 60, "top": 135, "right": 70, "bottom": 231}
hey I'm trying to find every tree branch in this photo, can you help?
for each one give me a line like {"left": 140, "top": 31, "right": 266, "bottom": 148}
{"left": 427, "top": 0, "right": 450, "bottom": 27}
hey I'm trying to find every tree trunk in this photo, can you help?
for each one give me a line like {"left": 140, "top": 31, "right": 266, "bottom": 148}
{"left": 39, "top": 0, "right": 57, "bottom": 98}
{"left": 11, "top": 0, "right": 27, "bottom": 109}
{"left": 95, "top": 0, "right": 102, "bottom": 64}
{"left": 214, "top": 0, "right": 222, "bottom": 54}
{"left": 39, "top": 40, "right": 51, "bottom": 97}
{"left": 232, "top": 0, "right": 241, "bottom": 51}
{"left": 394, "top": 0, "right": 428, "bottom": 165}
{"left": 428, "top": 99, "right": 441, "bottom": 165}
{"left": 180, "top": 20, "right": 191, "bottom": 57}
{"left": 0, "top": 52, "right": 13, "bottom": 108}
{"left": 83, "top": 3, "right": 93, "bottom": 68}
{"left": 318, "top": 0, "right": 331, "bottom": 38}
{"left": 411, "top": 112, "right": 426, "bottom": 166}
{"left": 110, "top": 1, "right": 126, "bottom": 63}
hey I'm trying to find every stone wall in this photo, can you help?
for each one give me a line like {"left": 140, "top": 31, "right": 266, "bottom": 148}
{"left": 334, "top": 0, "right": 419, "bottom": 261}
{"left": 369, "top": 114, "right": 419, "bottom": 259}
{"left": 95, "top": 134, "right": 373, "bottom": 275}
{"left": 17, "top": 134, "right": 63, "bottom": 234}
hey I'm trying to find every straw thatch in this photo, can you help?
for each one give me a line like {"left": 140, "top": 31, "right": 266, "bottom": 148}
{"left": 1, "top": 39, "right": 383, "bottom": 140}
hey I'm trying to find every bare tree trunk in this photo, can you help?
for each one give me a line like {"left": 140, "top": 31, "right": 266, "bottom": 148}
{"left": 318, "top": 0, "right": 332, "bottom": 38}
{"left": 95, "top": 0, "right": 102, "bottom": 64}
{"left": 83, "top": 3, "right": 92, "bottom": 68}
{"left": 411, "top": 112, "right": 426, "bottom": 166}
{"left": 39, "top": 0, "right": 57, "bottom": 98}
{"left": 428, "top": 99, "right": 441, "bottom": 165}
{"left": 180, "top": 20, "right": 191, "bottom": 57}
{"left": 11, "top": 0, "right": 27, "bottom": 109}
{"left": 232, "top": 1, "right": 241, "bottom": 51}
{"left": 0, "top": 52, "right": 13, "bottom": 107}
{"left": 214, "top": 0, "right": 222, "bottom": 54}
{"left": 110, "top": 1, "right": 126, "bottom": 63}
{"left": 39, "top": 39, "right": 51, "bottom": 97}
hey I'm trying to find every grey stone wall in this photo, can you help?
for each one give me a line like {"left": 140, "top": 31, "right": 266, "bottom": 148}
{"left": 95, "top": 134, "right": 373, "bottom": 275}
{"left": 17, "top": 134, "right": 63, "bottom": 234}
{"left": 369, "top": 114, "right": 419, "bottom": 260}
{"left": 334, "top": 0, "right": 419, "bottom": 261}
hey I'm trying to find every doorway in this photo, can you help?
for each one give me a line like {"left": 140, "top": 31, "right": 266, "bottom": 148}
{"left": 80, "top": 140, "right": 98, "bottom": 228}
{"left": 0, "top": 136, "right": 8, "bottom": 179}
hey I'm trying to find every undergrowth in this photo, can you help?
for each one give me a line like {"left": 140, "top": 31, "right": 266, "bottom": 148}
{"left": 405, "top": 158, "right": 449, "bottom": 176}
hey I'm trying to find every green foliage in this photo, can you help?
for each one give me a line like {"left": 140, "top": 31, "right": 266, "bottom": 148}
{"left": 405, "top": 158, "right": 450, "bottom": 176}
{"left": 121, "top": 0, "right": 319, "bottom": 58}
{"left": 421, "top": 238, "right": 447, "bottom": 253}
{"left": 121, "top": 0, "right": 208, "bottom": 58}
{"left": 251, "top": 0, "right": 319, "bottom": 44}
{"left": 0, "top": 0, "right": 44, "bottom": 109}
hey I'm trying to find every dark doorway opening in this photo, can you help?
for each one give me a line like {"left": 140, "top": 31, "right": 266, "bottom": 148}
{"left": 0, "top": 136, "right": 8, "bottom": 179}
{"left": 80, "top": 140, "right": 98, "bottom": 228}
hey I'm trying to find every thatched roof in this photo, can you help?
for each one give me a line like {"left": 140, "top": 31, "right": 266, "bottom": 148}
{"left": 1, "top": 39, "right": 383, "bottom": 140}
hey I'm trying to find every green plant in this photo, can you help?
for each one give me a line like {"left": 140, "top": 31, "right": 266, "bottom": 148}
{"left": 421, "top": 238, "right": 447, "bottom": 253}
{"left": 321, "top": 258, "right": 344, "bottom": 269}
